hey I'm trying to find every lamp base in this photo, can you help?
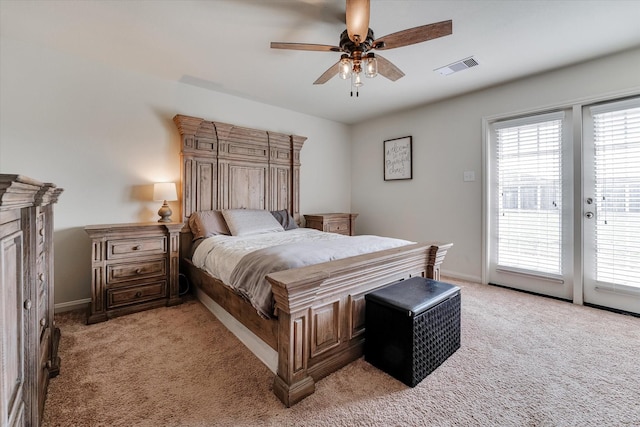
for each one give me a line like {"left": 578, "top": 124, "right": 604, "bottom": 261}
{"left": 157, "top": 202, "right": 172, "bottom": 223}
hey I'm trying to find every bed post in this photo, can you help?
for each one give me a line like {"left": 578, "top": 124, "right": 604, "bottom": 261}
{"left": 270, "top": 269, "right": 330, "bottom": 407}
{"left": 268, "top": 242, "right": 453, "bottom": 407}
{"left": 427, "top": 243, "right": 453, "bottom": 280}
{"left": 291, "top": 135, "right": 306, "bottom": 225}
{"left": 173, "top": 114, "right": 219, "bottom": 222}
{"left": 272, "top": 309, "right": 316, "bottom": 407}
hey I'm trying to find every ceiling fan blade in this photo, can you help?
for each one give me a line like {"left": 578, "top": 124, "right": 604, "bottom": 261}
{"left": 270, "top": 42, "right": 341, "bottom": 52}
{"left": 373, "top": 20, "right": 452, "bottom": 50}
{"left": 313, "top": 61, "right": 341, "bottom": 85}
{"left": 376, "top": 55, "right": 405, "bottom": 81}
{"left": 346, "top": 0, "right": 370, "bottom": 44}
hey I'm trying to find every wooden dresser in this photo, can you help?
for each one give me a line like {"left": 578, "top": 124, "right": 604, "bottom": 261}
{"left": 1, "top": 175, "right": 63, "bottom": 427}
{"left": 304, "top": 213, "right": 358, "bottom": 236}
{"left": 85, "top": 222, "right": 183, "bottom": 324}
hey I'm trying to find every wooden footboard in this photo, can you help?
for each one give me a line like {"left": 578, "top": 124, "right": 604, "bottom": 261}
{"left": 266, "top": 242, "right": 452, "bottom": 406}
{"left": 184, "top": 241, "right": 451, "bottom": 407}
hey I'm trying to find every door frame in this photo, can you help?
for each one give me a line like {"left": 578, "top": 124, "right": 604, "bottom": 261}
{"left": 482, "top": 89, "right": 640, "bottom": 307}
{"left": 484, "top": 109, "right": 574, "bottom": 300}
{"left": 581, "top": 96, "right": 640, "bottom": 314}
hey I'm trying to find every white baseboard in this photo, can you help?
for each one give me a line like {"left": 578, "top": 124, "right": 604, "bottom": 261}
{"left": 441, "top": 270, "right": 482, "bottom": 284}
{"left": 55, "top": 298, "right": 91, "bottom": 313}
{"left": 52, "top": 271, "right": 479, "bottom": 315}
{"left": 195, "top": 288, "right": 278, "bottom": 374}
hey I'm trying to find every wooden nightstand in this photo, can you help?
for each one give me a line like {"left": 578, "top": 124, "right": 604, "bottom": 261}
{"left": 85, "top": 222, "right": 183, "bottom": 324}
{"left": 304, "top": 213, "right": 358, "bottom": 236}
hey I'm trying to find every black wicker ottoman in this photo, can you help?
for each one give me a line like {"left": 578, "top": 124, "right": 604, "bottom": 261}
{"left": 364, "top": 277, "right": 461, "bottom": 387}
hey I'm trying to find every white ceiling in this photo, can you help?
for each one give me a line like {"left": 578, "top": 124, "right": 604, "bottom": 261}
{"left": 2, "top": 1, "right": 640, "bottom": 124}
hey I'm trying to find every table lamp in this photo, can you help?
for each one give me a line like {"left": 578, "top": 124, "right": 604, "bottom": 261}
{"left": 153, "top": 182, "right": 177, "bottom": 223}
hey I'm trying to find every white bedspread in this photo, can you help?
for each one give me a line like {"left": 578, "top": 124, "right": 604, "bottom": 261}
{"left": 192, "top": 228, "right": 344, "bottom": 284}
{"left": 192, "top": 228, "right": 413, "bottom": 317}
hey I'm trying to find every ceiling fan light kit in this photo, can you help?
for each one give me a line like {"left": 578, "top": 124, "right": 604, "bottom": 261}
{"left": 337, "top": 51, "right": 377, "bottom": 96}
{"left": 270, "top": 0, "right": 452, "bottom": 97}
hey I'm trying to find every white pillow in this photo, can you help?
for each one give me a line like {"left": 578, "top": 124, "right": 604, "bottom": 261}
{"left": 222, "top": 209, "right": 285, "bottom": 236}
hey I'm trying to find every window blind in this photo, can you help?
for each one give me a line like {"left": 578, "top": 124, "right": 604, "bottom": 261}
{"left": 590, "top": 99, "right": 640, "bottom": 289}
{"left": 494, "top": 112, "right": 564, "bottom": 276}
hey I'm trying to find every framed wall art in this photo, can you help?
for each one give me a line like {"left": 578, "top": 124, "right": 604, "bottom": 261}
{"left": 384, "top": 136, "right": 413, "bottom": 181}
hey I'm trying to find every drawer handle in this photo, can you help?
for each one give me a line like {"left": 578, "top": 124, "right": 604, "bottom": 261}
{"left": 135, "top": 291, "right": 143, "bottom": 298}
{"left": 40, "top": 318, "right": 47, "bottom": 327}
{"left": 133, "top": 245, "right": 142, "bottom": 250}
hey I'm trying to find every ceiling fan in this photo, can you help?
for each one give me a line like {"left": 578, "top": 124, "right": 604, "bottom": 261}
{"left": 270, "top": 0, "right": 452, "bottom": 96}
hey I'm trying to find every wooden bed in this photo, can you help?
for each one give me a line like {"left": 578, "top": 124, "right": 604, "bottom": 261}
{"left": 174, "top": 114, "right": 452, "bottom": 406}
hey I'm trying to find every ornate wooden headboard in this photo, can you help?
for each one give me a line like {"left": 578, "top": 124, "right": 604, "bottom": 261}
{"left": 173, "top": 114, "right": 307, "bottom": 224}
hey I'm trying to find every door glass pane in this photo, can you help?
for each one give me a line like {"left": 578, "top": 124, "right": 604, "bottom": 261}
{"left": 592, "top": 103, "right": 640, "bottom": 288}
{"left": 495, "top": 115, "right": 563, "bottom": 275}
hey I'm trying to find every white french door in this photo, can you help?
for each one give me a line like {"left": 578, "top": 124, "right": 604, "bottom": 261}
{"left": 487, "top": 96, "right": 640, "bottom": 315}
{"left": 487, "top": 111, "right": 574, "bottom": 299}
{"left": 583, "top": 98, "right": 640, "bottom": 314}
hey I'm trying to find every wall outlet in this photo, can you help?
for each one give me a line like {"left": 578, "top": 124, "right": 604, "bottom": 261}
{"left": 463, "top": 171, "right": 476, "bottom": 182}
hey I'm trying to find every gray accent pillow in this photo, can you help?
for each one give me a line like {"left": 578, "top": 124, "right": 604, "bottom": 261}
{"left": 271, "top": 209, "right": 298, "bottom": 230}
{"left": 222, "top": 209, "right": 285, "bottom": 236}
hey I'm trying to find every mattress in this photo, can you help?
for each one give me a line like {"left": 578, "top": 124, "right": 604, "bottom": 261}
{"left": 192, "top": 228, "right": 413, "bottom": 317}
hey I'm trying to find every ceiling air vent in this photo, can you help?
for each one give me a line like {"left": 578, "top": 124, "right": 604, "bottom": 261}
{"left": 435, "top": 56, "right": 479, "bottom": 76}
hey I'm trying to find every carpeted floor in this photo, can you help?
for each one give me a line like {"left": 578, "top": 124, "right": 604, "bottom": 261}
{"left": 43, "top": 279, "right": 640, "bottom": 426}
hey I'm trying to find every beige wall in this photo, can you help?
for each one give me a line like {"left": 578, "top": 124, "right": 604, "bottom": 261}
{"left": 3, "top": 35, "right": 639, "bottom": 306}
{"left": 0, "top": 38, "right": 351, "bottom": 308}
{"left": 351, "top": 47, "right": 640, "bottom": 282}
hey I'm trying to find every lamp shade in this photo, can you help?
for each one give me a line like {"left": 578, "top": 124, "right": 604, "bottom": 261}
{"left": 153, "top": 182, "right": 177, "bottom": 202}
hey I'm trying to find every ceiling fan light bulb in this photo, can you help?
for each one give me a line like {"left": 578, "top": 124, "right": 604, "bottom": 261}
{"left": 365, "top": 56, "right": 378, "bottom": 78}
{"left": 352, "top": 72, "right": 363, "bottom": 87}
{"left": 339, "top": 58, "right": 352, "bottom": 79}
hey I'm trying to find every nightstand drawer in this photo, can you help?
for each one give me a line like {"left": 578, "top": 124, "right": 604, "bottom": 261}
{"left": 107, "top": 236, "right": 166, "bottom": 259}
{"left": 107, "top": 281, "right": 167, "bottom": 309}
{"left": 327, "top": 221, "right": 350, "bottom": 235}
{"left": 107, "top": 258, "right": 166, "bottom": 284}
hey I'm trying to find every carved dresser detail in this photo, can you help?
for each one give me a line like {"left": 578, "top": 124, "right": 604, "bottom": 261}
{"left": 0, "top": 174, "right": 63, "bottom": 427}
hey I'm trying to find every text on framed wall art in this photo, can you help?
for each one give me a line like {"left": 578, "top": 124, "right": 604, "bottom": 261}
{"left": 384, "top": 136, "right": 413, "bottom": 181}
